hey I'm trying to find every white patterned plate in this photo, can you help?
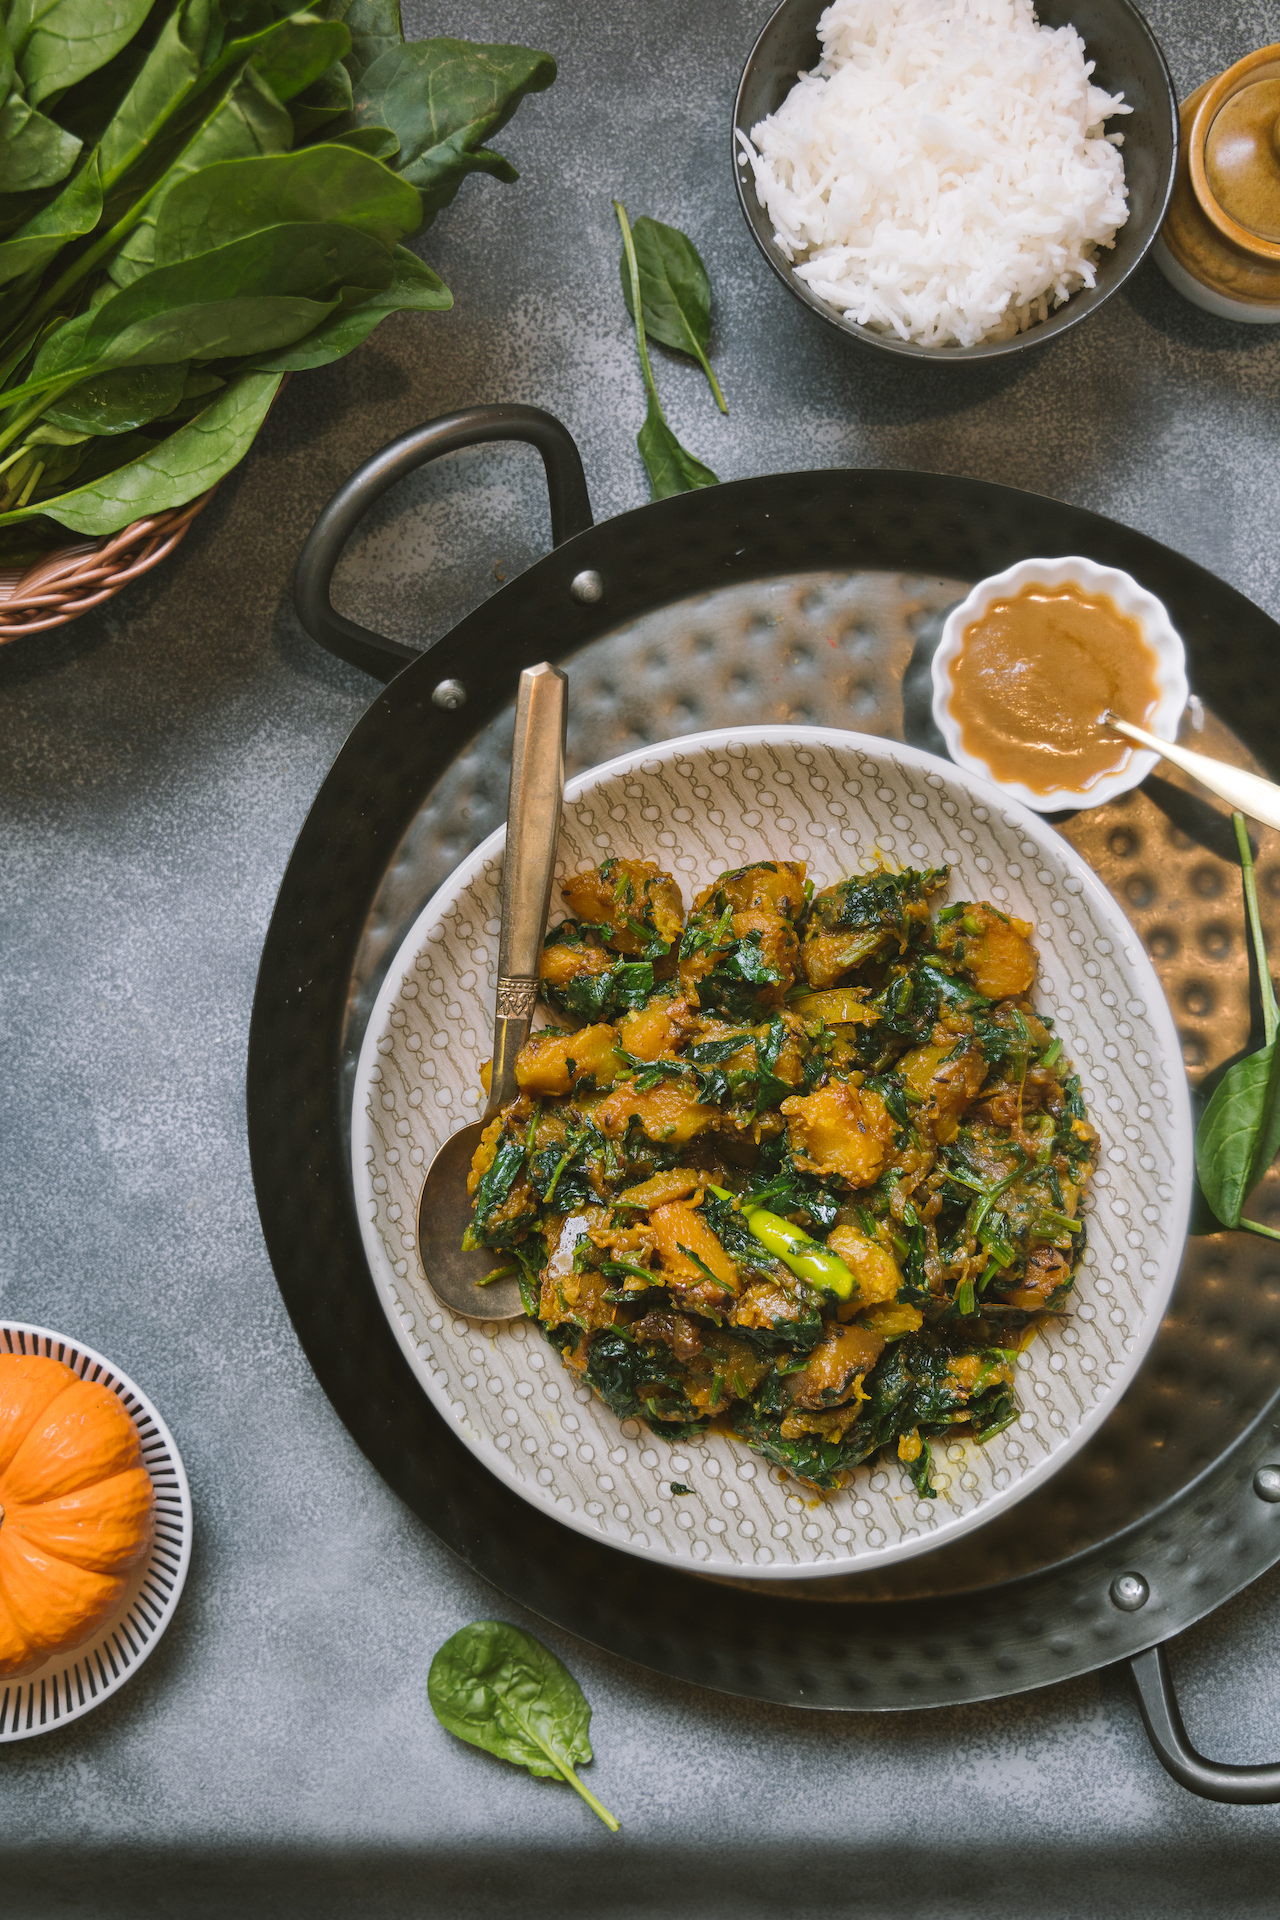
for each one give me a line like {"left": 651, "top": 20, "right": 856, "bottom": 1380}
{"left": 0, "top": 1322, "right": 192, "bottom": 1739}
{"left": 352, "top": 728, "right": 1191, "bottom": 1580}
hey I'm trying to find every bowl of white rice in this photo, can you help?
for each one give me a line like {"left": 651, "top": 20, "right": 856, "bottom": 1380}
{"left": 733, "top": 0, "right": 1177, "bottom": 358}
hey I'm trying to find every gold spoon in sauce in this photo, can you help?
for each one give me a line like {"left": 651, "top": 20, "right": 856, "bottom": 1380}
{"left": 1100, "top": 710, "right": 1280, "bottom": 832}
{"left": 416, "top": 662, "right": 567, "bottom": 1322}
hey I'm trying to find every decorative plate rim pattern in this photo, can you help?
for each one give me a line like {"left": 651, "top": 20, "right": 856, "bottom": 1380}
{"left": 931, "top": 555, "right": 1190, "bottom": 813}
{"left": 351, "top": 726, "right": 1192, "bottom": 1581}
{"left": 0, "top": 1321, "right": 193, "bottom": 1742}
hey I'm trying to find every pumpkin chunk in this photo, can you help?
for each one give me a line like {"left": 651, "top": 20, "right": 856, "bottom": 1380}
{"left": 616, "top": 993, "right": 691, "bottom": 1062}
{"left": 781, "top": 1082, "right": 895, "bottom": 1187}
{"left": 615, "top": 1167, "right": 702, "bottom": 1210}
{"left": 539, "top": 939, "right": 614, "bottom": 994}
{"left": 787, "top": 1323, "right": 885, "bottom": 1409}
{"left": 691, "top": 860, "right": 807, "bottom": 921}
{"left": 955, "top": 903, "right": 1037, "bottom": 999}
{"left": 561, "top": 858, "right": 684, "bottom": 954}
{"left": 897, "top": 1038, "right": 989, "bottom": 1143}
{"left": 649, "top": 1202, "right": 738, "bottom": 1291}
{"left": 595, "top": 1080, "right": 718, "bottom": 1144}
{"left": 515, "top": 1023, "right": 619, "bottom": 1097}
{"left": 825, "top": 1224, "right": 903, "bottom": 1306}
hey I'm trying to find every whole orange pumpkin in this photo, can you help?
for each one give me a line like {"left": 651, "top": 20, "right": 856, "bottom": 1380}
{"left": 0, "top": 1353, "right": 155, "bottom": 1678}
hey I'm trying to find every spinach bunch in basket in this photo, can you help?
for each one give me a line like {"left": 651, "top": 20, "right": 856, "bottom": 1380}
{"left": 0, "top": 1, "right": 554, "bottom": 565}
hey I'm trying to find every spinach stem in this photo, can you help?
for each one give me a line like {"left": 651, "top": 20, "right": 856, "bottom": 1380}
{"left": 695, "top": 341, "right": 727, "bottom": 414}
{"left": 0, "top": 380, "right": 80, "bottom": 462}
{"left": 512, "top": 1708, "right": 620, "bottom": 1831}
{"left": 1234, "top": 811, "right": 1277, "bottom": 1047}
{"left": 1240, "top": 1217, "right": 1280, "bottom": 1243}
{"left": 613, "top": 199, "right": 665, "bottom": 422}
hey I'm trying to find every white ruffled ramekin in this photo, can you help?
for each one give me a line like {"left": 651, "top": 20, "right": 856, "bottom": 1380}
{"left": 931, "top": 555, "right": 1189, "bottom": 812}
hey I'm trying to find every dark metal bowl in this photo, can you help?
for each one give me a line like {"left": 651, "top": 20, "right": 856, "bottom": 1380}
{"left": 732, "top": 0, "right": 1179, "bottom": 361}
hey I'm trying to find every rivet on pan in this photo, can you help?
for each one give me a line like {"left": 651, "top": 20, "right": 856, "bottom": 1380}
{"left": 570, "top": 569, "right": 603, "bottom": 604}
{"left": 1253, "top": 1465, "right": 1280, "bottom": 1503}
{"left": 1109, "top": 1572, "right": 1149, "bottom": 1612}
{"left": 431, "top": 678, "right": 467, "bottom": 711}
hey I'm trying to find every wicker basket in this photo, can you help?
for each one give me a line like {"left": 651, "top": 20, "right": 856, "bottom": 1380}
{"left": 0, "top": 489, "right": 215, "bottom": 640}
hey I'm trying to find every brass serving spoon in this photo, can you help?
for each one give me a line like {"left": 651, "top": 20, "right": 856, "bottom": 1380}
{"left": 416, "top": 662, "right": 567, "bottom": 1320}
{"left": 1100, "top": 710, "right": 1280, "bottom": 833}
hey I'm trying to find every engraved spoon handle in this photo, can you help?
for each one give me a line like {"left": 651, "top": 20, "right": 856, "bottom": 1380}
{"left": 486, "top": 663, "right": 568, "bottom": 1118}
{"left": 1102, "top": 711, "right": 1280, "bottom": 834}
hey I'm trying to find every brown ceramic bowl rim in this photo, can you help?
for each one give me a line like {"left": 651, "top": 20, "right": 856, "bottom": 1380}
{"left": 1188, "top": 42, "right": 1280, "bottom": 262}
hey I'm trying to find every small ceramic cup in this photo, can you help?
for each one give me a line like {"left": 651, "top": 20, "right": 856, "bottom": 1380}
{"left": 1154, "top": 43, "right": 1280, "bottom": 322}
{"left": 931, "top": 555, "right": 1188, "bottom": 813}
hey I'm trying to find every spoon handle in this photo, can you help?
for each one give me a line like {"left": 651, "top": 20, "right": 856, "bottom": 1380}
{"left": 487, "top": 662, "right": 568, "bottom": 1116}
{"left": 1104, "top": 713, "right": 1280, "bottom": 833}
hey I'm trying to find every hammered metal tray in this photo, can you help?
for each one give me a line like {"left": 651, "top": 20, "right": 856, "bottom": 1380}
{"left": 250, "top": 419, "right": 1280, "bottom": 1743}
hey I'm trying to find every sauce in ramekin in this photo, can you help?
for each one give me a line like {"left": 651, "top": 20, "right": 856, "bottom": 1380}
{"left": 948, "top": 581, "right": 1162, "bottom": 796}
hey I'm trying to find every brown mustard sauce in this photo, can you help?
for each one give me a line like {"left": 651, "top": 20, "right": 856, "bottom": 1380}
{"left": 949, "top": 582, "right": 1161, "bottom": 795}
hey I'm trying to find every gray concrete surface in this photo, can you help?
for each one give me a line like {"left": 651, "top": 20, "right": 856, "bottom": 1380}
{"left": 3, "top": 1, "right": 1280, "bottom": 1912}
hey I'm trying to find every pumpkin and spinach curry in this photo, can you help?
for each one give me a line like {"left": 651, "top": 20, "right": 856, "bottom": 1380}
{"left": 464, "top": 856, "right": 1097, "bottom": 1497}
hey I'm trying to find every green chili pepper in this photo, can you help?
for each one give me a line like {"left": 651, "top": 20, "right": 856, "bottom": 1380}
{"left": 707, "top": 1185, "right": 857, "bottom": 1301}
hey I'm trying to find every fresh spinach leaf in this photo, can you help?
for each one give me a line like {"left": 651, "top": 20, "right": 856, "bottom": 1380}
{"left": 1196, "top": 814, "right": 1280, "bottom": 1240}
{"left": 0, "top": 6, "right": 552, "bottom": 552}
{"left": 23, "top": 221, "right": 393, "bottom": 400}
{"left": 328, "top": 122, "right": 399, "bottom": 159}
{"left": 154, "top": 145, "right": 421, "bottom": 262}
{"left": 107, "top": 65, "right": 295, "bottom": 288}
{"left": 0, "top": 153, "right": 101, "bottom": 289}
{"left": 0, "top": 79, "right": 82, "bottom": 191}
{"left": 621, "top": 214, "right": 726, "bottom": 413}
{"left": 288, "top": 57, "right": 354, "bottom": 138}
{"left": 428, "top": 1621, "right": 620, "bottom": 1832}
{"left": 248, "top": 14, "right": 352, "bottom": 107}
{"left": 44, "top": 361, "right": 190, "bottom": 435}
{"left": 350, "top": 36, "right": 555, "bottom": 223}
{"left": 615, "top": 198, "right": 718, "bottom": 502}
{"left": 0, "top": 368, "right": 281, "bottom": 532}
{"left": 636, "top": 400, "right": 718, "bottom": 500}
{"left": 95, "top": 0, "right": 225, "bottom": 192}
{"left": 246, "top": 243, "right": 449, "bottom": 368}
{"left": 324, "top": 0, "right": 403, "bottom": 83}
{"left": 12, "top": 0, "right": 152, "bottom": 109}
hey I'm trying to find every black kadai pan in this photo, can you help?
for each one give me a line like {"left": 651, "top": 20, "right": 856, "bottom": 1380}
{"left": 248, "top": 403, "right": 1280, "bottom": 1802}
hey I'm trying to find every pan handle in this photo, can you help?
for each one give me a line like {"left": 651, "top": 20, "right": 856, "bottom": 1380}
{"left": 293, "top": 403, "right": 594, "bottom": 682}
{"left": 1130, "top": 1643, "right": 1280, "bottom": 1803}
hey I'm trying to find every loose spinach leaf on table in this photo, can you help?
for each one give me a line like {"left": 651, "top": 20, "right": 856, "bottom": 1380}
{"left": 621, "top": 213, "right": 726, "bottom": 413}
{"left": 428, "top": 1621, "right": 620, "bottom": 1832}
{"left": 614, "top": 198, "right": 718, "bottom": 502}
{"left": 1195, "top": 813, "right": 1280, "bottom": 1242}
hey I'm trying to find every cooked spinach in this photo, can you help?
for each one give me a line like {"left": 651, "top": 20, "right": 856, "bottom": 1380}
{"left": 1196, "top": 813, "right": 1280, "bottom": 1242}
{"left": 613, "top": 197, "right": 718, "bottom": 501}
{"left": 619, "top": 213, "right": 726, "bottom": 413}
{"left": 0, "top": 3, "right": 554, "bottom": 553}
{"left": 584, "top": 1326, "right": 709, "bottom": 1434}
{"left": 428, "top": 1621, "right": 619, "bottom": 1831}
{"left": 470, "top": 854, "right": 1097, "bottom": 1497}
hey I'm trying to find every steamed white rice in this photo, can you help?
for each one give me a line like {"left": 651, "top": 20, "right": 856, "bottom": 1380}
{"left": 739, "top": 0, "right": 1131, "bottom": 348}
